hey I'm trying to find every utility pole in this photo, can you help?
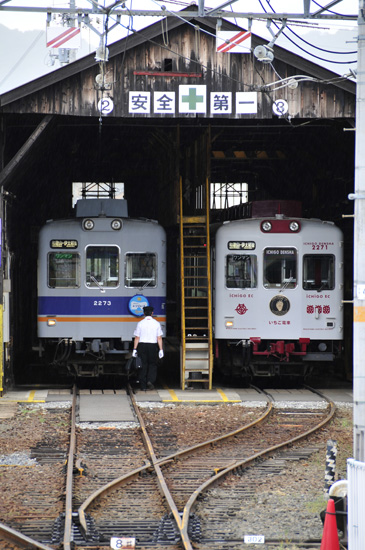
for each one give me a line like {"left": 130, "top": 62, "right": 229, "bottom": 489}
{"left": 353, "top": 0, "right": 365, "bottom": 463}
{"left": 347, "top": 3, "right": 365, "bottom": 548}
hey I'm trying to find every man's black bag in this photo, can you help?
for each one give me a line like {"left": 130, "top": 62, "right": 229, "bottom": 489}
{"left": 125, "top": 356, "right": 142, "bottom": 374}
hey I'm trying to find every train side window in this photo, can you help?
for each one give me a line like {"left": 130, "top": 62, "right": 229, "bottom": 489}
{"left": 303, "top": 255, "right": 335, "bottom": 291}
{"left": 125, "top": 253, "right": 157, "bottom": 288}
{"left": 263, "top": 248, "right": 297, "bottom": 289}
{"left": 226, "top": 254, "right": 257, "bottom": 289}
{"left": 86, "top": 246, "right": 119, "bottom": 288}
{"left": 48, "top": 252, "right": 80, "bottom": 288}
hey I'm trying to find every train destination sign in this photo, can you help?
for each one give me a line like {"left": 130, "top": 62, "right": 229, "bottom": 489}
{"left": 50, "top": 240, "right": 78, "bottom": 249}
{"left": 228, "top": 241, "right": 256, "bottom": 250}
{"left": 265, "top": 248, "right": 296, "bottom": 255}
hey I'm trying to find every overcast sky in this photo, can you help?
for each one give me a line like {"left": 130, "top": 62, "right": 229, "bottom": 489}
{"left": 0, "top": 0, "right": 359, "bottom": 94}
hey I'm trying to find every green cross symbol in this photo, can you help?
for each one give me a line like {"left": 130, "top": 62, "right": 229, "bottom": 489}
{"left": 182, "top": 88, "right": 204, "bottom": 110}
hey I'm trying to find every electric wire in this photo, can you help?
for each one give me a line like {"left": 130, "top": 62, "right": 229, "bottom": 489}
{"left": 105, "top": 0, "right": 356, "bottom": 77}
{"left": 312, "top": 0, "right": 351, "bottom": 18}
{"left": 260, "top": 0, "right": 356, "bottom": 64}
{"left": 267, "top": 0, "right": 356, "bottom": 55}
{"left": 105, "top": 10, "right": 254, "bottom": 89}
{"left": 281, "top": 24, "right": 356, "bottom": 55}
{"left": 91, "top": 0, "right": 354, "bottom": 111}
{"left": 0, "top": 30, "right": 43, "bottom": 88}
{"left": 118, "top": 11, "right": 353, "bottom": 84}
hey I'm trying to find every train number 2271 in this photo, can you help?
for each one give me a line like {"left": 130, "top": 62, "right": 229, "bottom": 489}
{"left": 311, "top": 243, "right": 329, "bottom": 250}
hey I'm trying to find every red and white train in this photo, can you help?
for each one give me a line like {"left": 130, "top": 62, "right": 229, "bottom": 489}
{"left": 213, "top": 201, "right": 344, "bottom": 378}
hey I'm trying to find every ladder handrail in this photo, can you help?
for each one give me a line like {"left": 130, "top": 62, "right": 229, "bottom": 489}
{"left": 179, "top": 175, "right": 213, "bottom": 390}
{"left": 205, "top": 176, "right": 213, "bottom": 390}
{"left": 179, "top": 175, "right": 187, "bottom": 387}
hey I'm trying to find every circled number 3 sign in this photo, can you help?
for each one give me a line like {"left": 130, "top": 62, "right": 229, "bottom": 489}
{"left": 272, "top": 99, "right": 288, "bottom": 116}
{"left": 98, "top": 97, "right": 114, "bottom": 115}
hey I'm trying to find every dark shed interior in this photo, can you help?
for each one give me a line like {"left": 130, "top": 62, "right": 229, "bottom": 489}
{"left": 0, "top": 10, "right": 356, "bottom": 384}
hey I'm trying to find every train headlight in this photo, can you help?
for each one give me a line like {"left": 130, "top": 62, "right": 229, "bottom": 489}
{"left": 318, "top": 342, "right": 327, "bottom": 351}
{"left": 47, "top": 318, "right": 56, "bottom": 327}
{"left": 261, "top": 221, "right": 272, "bottom": 232}
{"left": 111, "top": 219, "right": 122, "bottom": 230}
{"left": 225, "top": 318, "right": 234, "bottom": 328}
{"left": 83, "top": 219, "right": 94, "bottom": 231}
{"left": 289, "top": 221, "right": 300, "bottom": 232}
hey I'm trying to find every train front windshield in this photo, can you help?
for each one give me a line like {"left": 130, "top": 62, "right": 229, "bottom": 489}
{"left": 86, "top": 246, "right": 119, "bottom": 288}
{"left": 303, "top": 255, "right": 335, "bottom": 291}
{"left": 48, "top": 252, "right": 80, "bottom": 288}
{"left": 226, "top": 255, "right": 257, "bottom": 289}
{"left": 263, "top": 248, "right": 297, "bottom": 289}
{"left": 125, "top": 253, "right": 157, "bottom": 288}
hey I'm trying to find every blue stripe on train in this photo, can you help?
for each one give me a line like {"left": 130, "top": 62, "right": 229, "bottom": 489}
{"left": 38, "top": 296, "right": 166, "bottom": 316}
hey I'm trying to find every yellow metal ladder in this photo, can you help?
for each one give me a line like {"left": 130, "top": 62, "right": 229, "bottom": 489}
{"left": 179, "top": 177, "right": 213, "bottom": 389}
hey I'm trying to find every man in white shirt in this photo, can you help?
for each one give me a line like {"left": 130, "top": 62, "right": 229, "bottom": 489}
{"left": 132, "top": 306, "right": 164, "bottom": 390}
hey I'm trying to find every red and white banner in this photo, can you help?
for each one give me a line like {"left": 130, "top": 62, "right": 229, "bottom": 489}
{"left": 216, "top": 31, "right": 251, "bottom": 53}
{"left": 47, "top": 27, "right": 81, "bottom": 49}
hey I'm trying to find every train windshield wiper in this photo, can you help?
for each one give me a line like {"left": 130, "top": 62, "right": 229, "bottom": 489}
{"left": 141, "top": 279, "right": 153, "bottom": 290}
{"left": 90, "top": 276, "right": 106, "bottom": 293}
{"left": 279, "top": 276, "right": 293, "bottom": 293}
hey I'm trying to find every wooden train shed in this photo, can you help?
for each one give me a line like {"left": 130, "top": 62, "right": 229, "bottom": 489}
{"left": 0, "top": 8, "right": 356, "bottom": 385}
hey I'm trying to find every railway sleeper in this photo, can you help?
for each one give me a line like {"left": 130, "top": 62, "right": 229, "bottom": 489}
{"left": 51, "top": 513, "right": 100, "bottom": 544}
{"left": 52, "top": 513, "right": 183, "bottom": 546}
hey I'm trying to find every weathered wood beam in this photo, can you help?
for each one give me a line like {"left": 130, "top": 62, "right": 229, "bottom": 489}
{"left": 0, "top": 114, "right": 54, "bottom": 188}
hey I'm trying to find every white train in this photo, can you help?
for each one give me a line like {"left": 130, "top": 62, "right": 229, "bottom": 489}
{"left": 213, "top": 201, "right": 344, "bottom": 378}
{"left": 37, "top": 198, "right": 166, "bottom": 377}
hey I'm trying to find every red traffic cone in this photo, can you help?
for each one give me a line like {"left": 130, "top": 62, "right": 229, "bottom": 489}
{"left": 320, "top": 498, "right": 340, "bottom": 550}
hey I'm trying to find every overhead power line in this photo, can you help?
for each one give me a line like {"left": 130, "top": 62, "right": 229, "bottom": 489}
{"left": 260, "top": 0, "right": 357, "bottom": 64}
{"left": 0, "top": 30, "right": 44, "bottom": 88}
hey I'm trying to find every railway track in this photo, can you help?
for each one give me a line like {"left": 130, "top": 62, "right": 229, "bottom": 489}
{"left": 0, "top": 385, "right": 337, "bottom": 549}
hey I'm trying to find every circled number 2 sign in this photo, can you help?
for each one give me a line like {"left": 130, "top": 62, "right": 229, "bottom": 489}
{"left": 98, "top": 97, "right": 114, "bottom": 115}
{"left": 272, "top": 99, "right": 288, "bottom": 116}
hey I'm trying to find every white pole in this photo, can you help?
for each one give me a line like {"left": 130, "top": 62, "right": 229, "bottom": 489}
{"left": 353, "top": 0, "right": 365, "bottom": 463}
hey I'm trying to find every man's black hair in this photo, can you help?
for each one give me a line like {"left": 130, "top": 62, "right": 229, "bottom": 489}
{"left": 143, "top": 306, "right": 154, "bottom": 316}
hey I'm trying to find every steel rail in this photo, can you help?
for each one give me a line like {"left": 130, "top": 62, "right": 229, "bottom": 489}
{"left": 0, "top": 522, "right": 55, "bottom": 550}
{"left": 63, "top": 385, "right": 77, "bottom": 550}
{"left": 127, "top": 386, "right": 189, "bottom": 546}
{"left": 77, "top": 384, "right": 272, "bottom": 548}
{"left": 78, "top": 463, "right": 153, "bottom": 535}
{"left": 0, "top": 386, "right": 78, "bottom": 550}
{"left": 180, "top": 387, "right": 336, "bottom": 545}
{"left": 154, "top": 385, "right": 273, "bottom": 465}
{"left": 128, "top": 386, "right": 271, "bottom": 550}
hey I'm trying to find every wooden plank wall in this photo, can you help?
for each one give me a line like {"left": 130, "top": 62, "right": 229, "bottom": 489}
{"left": 1, "top": 25, "right": 355, "bottom": 119}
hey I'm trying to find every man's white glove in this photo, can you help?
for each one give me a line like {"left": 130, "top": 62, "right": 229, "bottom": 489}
{"left": 159, "top": 350, "right": 164, "bottom": 359}
{"left": 132, "top": 350, "right": 137, "bottom": 358}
